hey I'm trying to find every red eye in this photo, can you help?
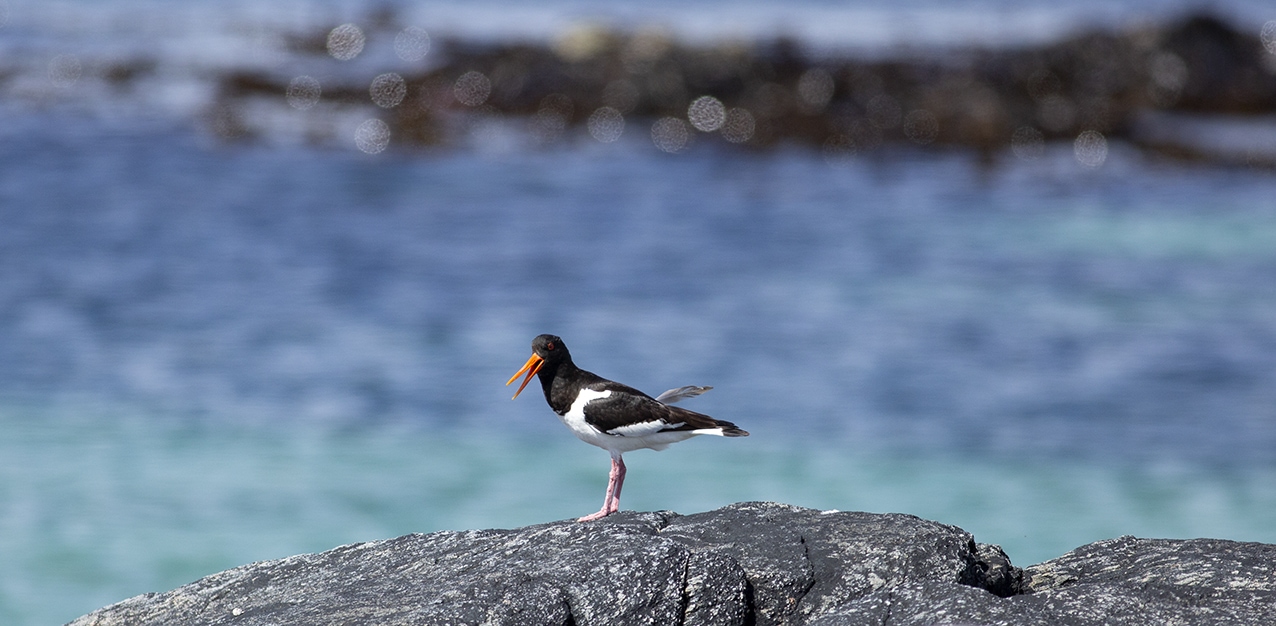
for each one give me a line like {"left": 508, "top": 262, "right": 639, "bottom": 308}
{"left": 546, "top": 342, "right": 555, "bottom": 350}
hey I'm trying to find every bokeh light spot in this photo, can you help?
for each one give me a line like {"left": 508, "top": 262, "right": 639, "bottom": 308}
{"left": 1074, "top": 130, "right": 1108, "bottom": 168}
{"left": 327, "top": 24, "right": 365, "bottom": 61}
{"left": 49, "top": 54, "right": 82, "bottom": 85}
{"left": 587, "top": 107, "right": 624, "bottom": 143}
{"left": 554, "top": 23, "right": 611, "bottom": 62}
{"left": 355, "top": 119, "right": 390, "bottom": 154}
{"left": 370, "top": 73, "right": 407, "bottom": 108}
{"left": 286, "top": 76, "right": 321, "bottom": 110}
{"left": 453, "top": 71, "right": 491, "bottom": 107}
{"left": 1148, "top": 52, "right": 1188, "bottom": 107}
{"left": 797, "top": 68, "right": 834, "bottom": 111}
{"left": 687, "top": 95, "right": 726, "bottom": 132}
{"left": 1262, "top": 21, "right": 1276, "bottom": 55}
{"left": 395, "top": 27, "right": 431, "bottom": 62}
{"left": 1150, "top": 52, "right": 1188, "bottom": 92}
{"left": 531, "top": 94, "right": 573, "bottom": 142}
{"left": 903, "top": 109, "right": 938, "bottom": 145}
{"left": 721, "top": 108, "right": 756, "bottom": 144}
{"left": 651, "top": 117, "right": 690, "bottom": 153}
{"left": 1011, "top": 126, "right": 1044, "bottom": 160}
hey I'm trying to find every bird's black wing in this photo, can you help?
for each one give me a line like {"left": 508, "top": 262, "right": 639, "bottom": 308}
{"left": 583, "top": 381, "right": 747, "bottom": 437}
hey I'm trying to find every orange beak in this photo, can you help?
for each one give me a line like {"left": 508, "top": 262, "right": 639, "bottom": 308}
{"left": 506, "top": 353, "right": 544, "bottom": 399}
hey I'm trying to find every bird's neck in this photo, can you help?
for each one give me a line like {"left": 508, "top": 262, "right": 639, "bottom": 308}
{"left": 537, "top": 358, "right": 579, "bottom": 413}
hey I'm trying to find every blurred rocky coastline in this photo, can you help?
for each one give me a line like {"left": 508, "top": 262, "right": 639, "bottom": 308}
{"left": 13, "top": 10, "right": 1249, "bottom": 166}
{"left": 193, "top": 11, "right": 1276, "bottom": 166}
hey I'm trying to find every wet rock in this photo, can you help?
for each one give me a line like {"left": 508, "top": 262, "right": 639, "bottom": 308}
{"left": 69, "top": 502, "right": 1276, "bottom": 626}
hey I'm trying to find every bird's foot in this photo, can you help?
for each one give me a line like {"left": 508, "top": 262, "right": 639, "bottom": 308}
{"left": 576, "top": 509, "right": 613, "bottom": 522}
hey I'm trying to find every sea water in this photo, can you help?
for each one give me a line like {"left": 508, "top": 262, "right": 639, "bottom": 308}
{"left": 3, "top": 111, "right": 1275, "bottom": 626}
{"left": 2, "top": 0, "right": 1276, "bottom": 624}
{"left": 4, "top": 407, "right": 1275, "bottom": 625}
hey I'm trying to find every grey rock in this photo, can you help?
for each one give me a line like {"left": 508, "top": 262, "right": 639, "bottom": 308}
{"left": 69, "top": 502, "right": 1276, "bottom": 626}
{"left": 1011, "top": 535, "right": 1276, "bottom": 625}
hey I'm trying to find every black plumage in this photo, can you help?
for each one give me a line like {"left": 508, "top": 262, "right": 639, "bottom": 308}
{"left": 508, "top": 334, "right": 747, "bottom": 521}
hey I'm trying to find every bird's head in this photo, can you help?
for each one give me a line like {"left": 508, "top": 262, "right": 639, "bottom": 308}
{"left": 506, "top": 334, "right": 570, "bottom": 399}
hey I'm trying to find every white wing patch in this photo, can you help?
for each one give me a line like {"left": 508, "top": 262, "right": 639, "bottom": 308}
{"left": 608, "top": 420, "right": 685, "bottom": 437}
{"left": 559, "top": 388, "right": 612, "bottom": 445}
{"left": 565, "top": 388, "right": 612, "bottom": 422}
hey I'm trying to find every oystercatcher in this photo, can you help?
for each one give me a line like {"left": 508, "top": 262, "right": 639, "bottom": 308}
{"left": 507, "top": 334, "right": 748, "bottom": 522}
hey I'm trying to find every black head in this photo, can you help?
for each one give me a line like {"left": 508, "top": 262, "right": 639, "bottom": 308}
{"left": 507, "top": 334, "right": 572, "bottom": 399}
{"left": 530, "top": 334, "right": 569, "bottom": 363}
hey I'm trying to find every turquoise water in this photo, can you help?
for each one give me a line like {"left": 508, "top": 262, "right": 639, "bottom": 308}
{"left": 3, "top": 1, "right": 1276, "bottom": 623}
{"left": 5, "top": 405, "right": 1275, "bottom": 625}
{"left": 2, "top": 116, "right": 1275, "bottom": 625}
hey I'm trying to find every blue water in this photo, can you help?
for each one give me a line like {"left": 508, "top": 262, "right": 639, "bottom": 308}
{"left": 3, "top": 1, "right": 1276, "bottom": 624}
{"left": 3, "top": 111, "right": 1275, "bottom": 626}
{"left": 6, "top": 116, "right": 1275, "bottom": 458}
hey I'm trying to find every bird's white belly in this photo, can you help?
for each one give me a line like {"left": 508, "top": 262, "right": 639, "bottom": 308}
{"left": 559, "top": 389, "right": 699, "bottom": 453}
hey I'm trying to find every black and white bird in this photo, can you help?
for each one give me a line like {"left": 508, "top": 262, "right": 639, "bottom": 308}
{"left": 507, "top": 334, "right": 748, "bottom": 522}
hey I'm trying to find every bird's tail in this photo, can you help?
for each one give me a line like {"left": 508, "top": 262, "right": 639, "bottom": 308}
{"left": 667, "top": 404, "right": 748, "bottom": 437}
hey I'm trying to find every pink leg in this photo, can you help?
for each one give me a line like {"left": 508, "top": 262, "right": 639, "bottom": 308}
{"left": 608, "top": 455, "right": 627, "bottom": 514}
{"left": 578, "top": 453, "right": 626, "bottom": 522}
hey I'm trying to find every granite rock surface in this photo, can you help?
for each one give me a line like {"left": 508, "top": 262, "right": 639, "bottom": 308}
{"left": 70, "top": 502, "right": 1276, "bottom": 626}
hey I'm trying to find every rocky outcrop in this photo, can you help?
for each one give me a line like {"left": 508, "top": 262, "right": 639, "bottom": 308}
{"left": 208, "top": 12, "right": 1276, "bottom": 166}
{"left": 69, "top": 502, "right": 1275, "bottom": 626}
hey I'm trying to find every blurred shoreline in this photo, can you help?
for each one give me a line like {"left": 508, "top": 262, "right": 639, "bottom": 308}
{"left": 4, "top": 7, "right": 1276, "bottom": 167}
{"left": 217, "top": 12, "right": 1276, "bottom": 167}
